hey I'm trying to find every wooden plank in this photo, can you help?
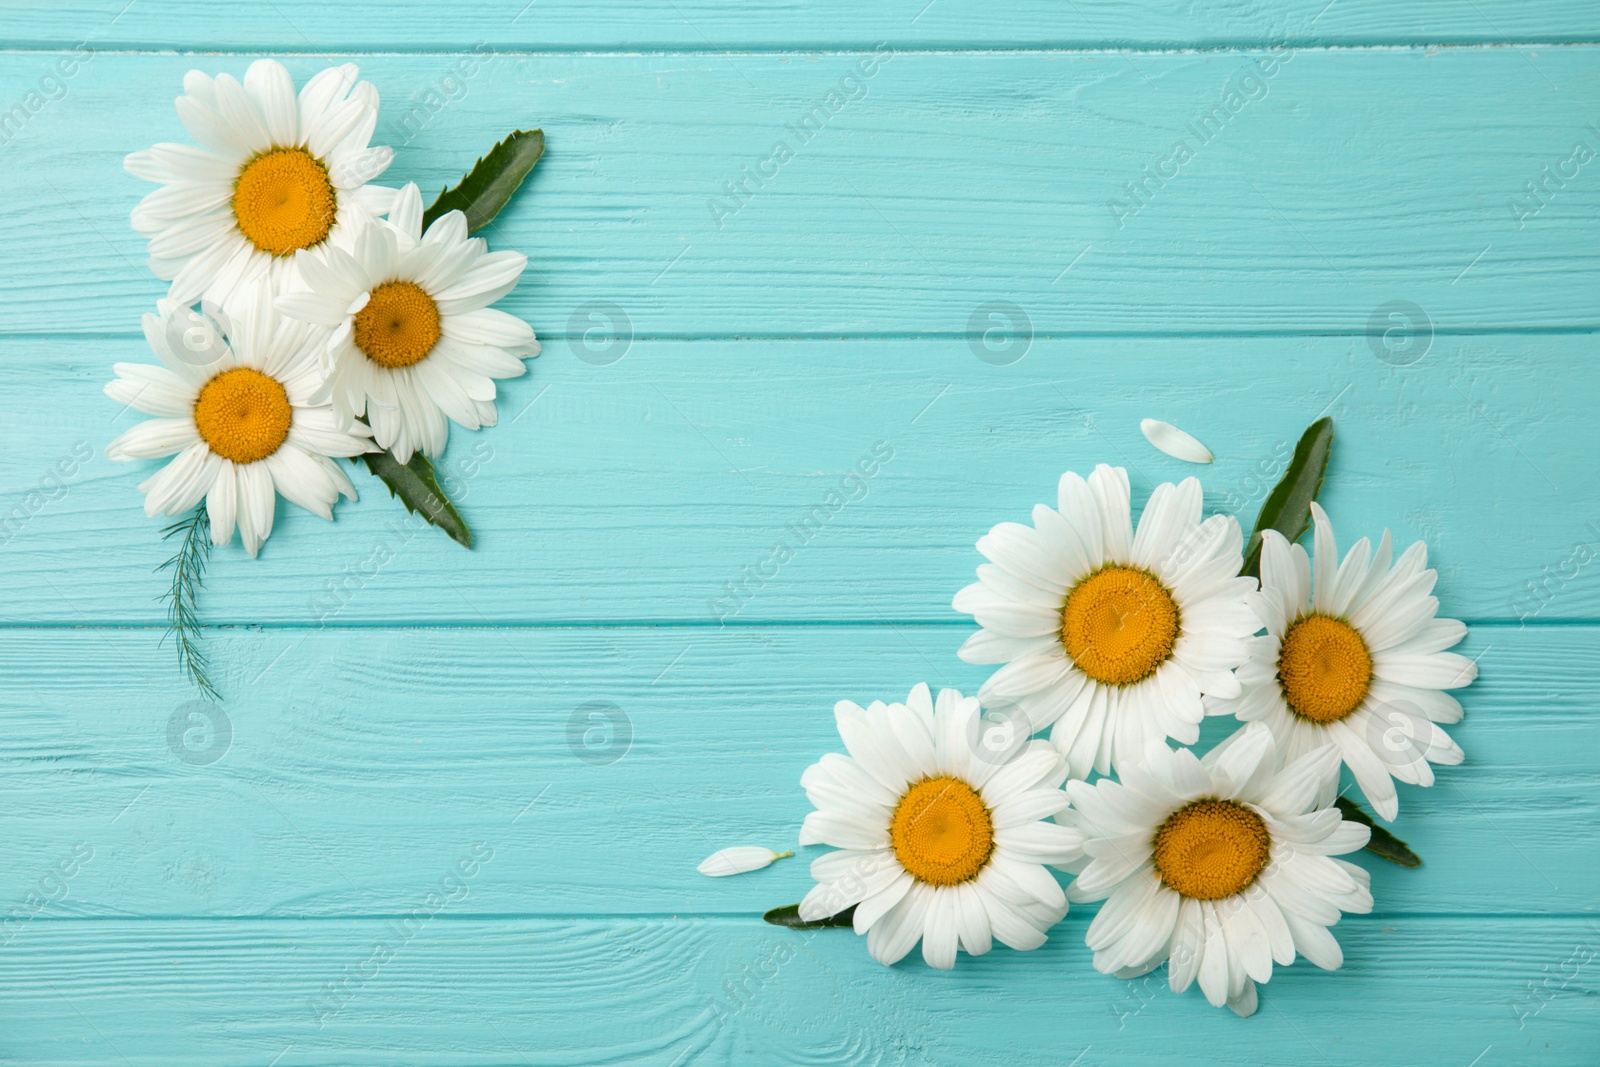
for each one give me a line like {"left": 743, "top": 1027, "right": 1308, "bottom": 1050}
{"left": 0, "top": 624, "right": 1591, "bottom": 916}
{"left": 5, "top": 1, "right": 1599, "bottom": 50}
{"left": 2, "top": 50, "right": 1599, "bottom": 337}
{"left": 2, "top": 336, "right": 1595, "bottom": 625}
{"left": 0, "top": 915, "right": 1592, "bottom": 1064}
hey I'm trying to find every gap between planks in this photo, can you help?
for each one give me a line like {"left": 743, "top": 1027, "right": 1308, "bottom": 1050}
{"left": 0, "top": 619, "right": 1591, "bottom": 631}
{"left": 4, "top": 42, "right": 1600, "bottom": 56}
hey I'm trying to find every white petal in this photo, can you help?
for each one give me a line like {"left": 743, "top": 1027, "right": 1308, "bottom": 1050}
{"left": 798, "top": 810, "right": 887, "bottom": 851}
{"left": 441, "top": 307, "right": 539, "bottom": 352}
{"left": 433, "top": 251, "right": 527, "bottom": 314}
{"left": 993, "top": 821, "right": 1081, "bottom": 865}
{"left": 276, "top": 290, "right": 352, "bottom": 327}
{"left": 263, "top": 446, "right": 340, "bottom": 520}
{"left": 921, "top": 891, "right": 959, "bottom": 969}
{"left": 1227, "top": 980, "right": 1259, "bottom": 1017}
{"left": 106, "top": 417, "right": 198, "bottom": 461}
{"left": 957, "top": 629, "right": 1055, "bottom": 666}
{"left": 979, "top": 887, "right": 1050, "bottom": 953}
{"left": 387, "top": 182, "right": 424, "bottom": 241}
{"left": 1057, "top": 471, "right": 1105, "bottom": 565}
{"left": 696, "top": 847, "right": 788, "bottom": 877}
{"left": 1140, "top": 419, "right": 1212, "bottom": 463}
{"left": 212, "top": 73, "right": 272, "bottom": 155}
{"left": 174, "top": 95, "right": 248, "bottom": 160}
{"left": 234, "top": 460, "right": 276, "bottom": 557}
{"left": 1088, "top": 464, "right": 1133, "bottom": 562}
{"left": 1371, "top": 650, "right": 1478, "bottom": 690}
{"left": 126, "top": 143, "right": 236, "bottom": 184}
{"left": 1282, "top": 909, "right": 1343, "bottom": 970}
{"left": 848, "top": 868, "right": 915, "bottom": 932}
{"left": 865, "top": 883, "right": 929, "bottom": 965}
{"left": 1201, "top": 722, "right": 1276, "bottom": 797}
{"left": 106, "top": 364, "right": 196, "bottom": 417}
{"left": 953, "top": 882, "right": 993, "bottom": 957}
{"left": 1131, "top": 477, "right": 1202, "bottom": 570}
{"left": 205, "top": 460, "right": 239, "bottom": 548}
{"left": 244, "top": 59, "right": 299, "bottom": 146}
{"left": 137, "top": 442, "right": 218, "bottom": 517}
{"left": 329, "top": 145, "right": 393, "bottom": 189}
{"left": 1255, "top": 744, "right": 1342, "bottom": 815}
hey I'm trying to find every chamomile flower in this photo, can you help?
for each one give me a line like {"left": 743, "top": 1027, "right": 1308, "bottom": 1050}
{"left": 126, "top": 59, "right": 397, "bottom": 309}
{"left": 1209, "top": 503, "right": 1474, "bottom": 821}
{"left": 105, "top": 283, "right": 373, "bottom": 556}
{"left": 1060, "top": 723, "right": 1373, "bottom": 1016}
{"left": 954, "top": 465, "right": 1259, "bottom": 779}
{"left": 276, "top": 183, "right": 538, "bottom": 462}
{"left": 797, "top": 684, "right": 1082, "bottom": 969}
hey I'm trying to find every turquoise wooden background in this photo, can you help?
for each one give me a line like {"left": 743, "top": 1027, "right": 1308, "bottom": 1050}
{"left": 2, "top": 1, "right": 1597, "bottom": 1063}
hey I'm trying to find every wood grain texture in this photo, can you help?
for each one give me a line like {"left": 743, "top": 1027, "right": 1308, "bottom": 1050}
{"left": 2, "top": 336, "right": 1593, "bottom": 625}
{"left": 5, "top": 0, "right": 1600, "bottom": 50}
{"left": 0, "top": 624, "right": 1591, "bottom": 916}
{"left": 0, "top": 916, "right": 1593, "bottom": 1065}
{"left": 2, "top": 50, "right": 1599, "bottom": 338}
{"left": 1, "top": 9, "right": 1594, "bottom": 1063}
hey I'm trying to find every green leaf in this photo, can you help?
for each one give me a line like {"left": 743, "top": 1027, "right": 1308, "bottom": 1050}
{"left": 1240, "top": 416, "right": 1334, "bottom": 578}
{"left": 422, "top": 129, "right": 545, "bottom": 234}
{"left": 1335, "top": 796, "right": 1421, "bottom": 868}
{"left": 762, "top": 903, "right": 857, "bottom": 929}
{"left": 359, "top": 450, "right": 472, "bottom": 549}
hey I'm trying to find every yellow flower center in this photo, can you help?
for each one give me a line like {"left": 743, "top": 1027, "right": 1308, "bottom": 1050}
{"left": 231, "top": 147, "right": 337, "bottom": 256}
{"left": 889, "top": 776, "right": 995, "bottom": 886}
{"left": 1277, "top": 614, "right": 1373, "bottom": 724}
{"left": 192, "top": 367, "right": 292, "bottom": 464}
{"left": 1153, "top": 799, "right": 1271, "bottom": 900}
{"left": 352, "top": 281, "right": 442, "bottom": 369}
{"left": 1060, "top": 565, "right": 1180, "bottom": 686}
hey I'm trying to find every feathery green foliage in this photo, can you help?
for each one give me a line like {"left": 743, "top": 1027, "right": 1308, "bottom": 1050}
{"left": 158, "top": 505, "right": 220, "bottom": 701}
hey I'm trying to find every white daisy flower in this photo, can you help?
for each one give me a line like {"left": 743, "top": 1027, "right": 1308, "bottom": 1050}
{"left": 126, "top": 59, "right": 398, "bottom": 309}
{"left": 276, "top": 183, "right": 538, "bottom": 462}
{"left": 954, "top": 464, "right": 1259, "bottom": 779}
{"left": 1209, "top": 503, "right": 1475, "bottom": 821}
{"left": 1061, "top": 722, "right": 1373, "bottom": 1017}
{"left": 797, "top": 684, "right": 1083, "bottom": 969}
{"left": 105, "top": 282, "right": 373, "bottom": 556}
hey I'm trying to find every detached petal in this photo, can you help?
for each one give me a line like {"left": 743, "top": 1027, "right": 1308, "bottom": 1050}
{"left": 1140, "top": 418, "right": 1213, "bottom": 463}
{"left": 696, "top": 847, "right": 790, "bottom": 878}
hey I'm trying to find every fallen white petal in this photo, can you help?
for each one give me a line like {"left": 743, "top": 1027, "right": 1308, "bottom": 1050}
{"left": 697, "top": 846, "right": 792, "bottom": 877}
{"left": 1140, "top": 418, "right": 1213, "bottom": 463}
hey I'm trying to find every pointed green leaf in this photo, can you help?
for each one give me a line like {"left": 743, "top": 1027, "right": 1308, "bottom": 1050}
{"left": 762, "top": 903, "right": 857, "bottom": 929}
{"left": 422, "top": 129, "right": 545, "bottom": 234}
{"left": 359, "top": 450, "right": 472, "bottom": 549}
{"left": 1240, "top": 416, "right": 1334, "bottom": 578}
{"left": 1335, "top": 796, "right": 1421, "bottom": 868}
